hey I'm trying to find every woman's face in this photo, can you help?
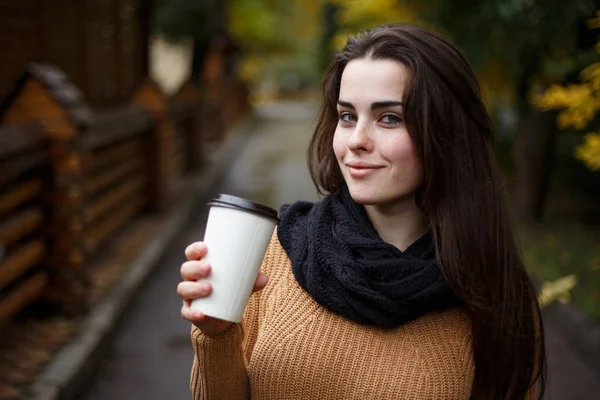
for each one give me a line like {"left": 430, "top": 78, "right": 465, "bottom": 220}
{"left": 333, "top": 58, "right": 423, "bottom": 208}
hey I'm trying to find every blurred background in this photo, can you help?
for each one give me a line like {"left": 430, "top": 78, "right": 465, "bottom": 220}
{"left": 0, "top": 0, "right": 599, "bottom": 399}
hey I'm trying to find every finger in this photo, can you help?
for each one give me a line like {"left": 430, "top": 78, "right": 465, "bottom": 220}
{"left": 181, "top": 304, "right": 206, "bottom": 323}
{"left": 252, "top": 272, "right": 268, "bottom": 293}
{"left": 185, "top": 242, "right": 208, "bottom": 261}
{"left": 180, "top": 261, "right": 211, "bottom": 281}
{"left": 177, "top": 281, "right": 213, "bottom": 300}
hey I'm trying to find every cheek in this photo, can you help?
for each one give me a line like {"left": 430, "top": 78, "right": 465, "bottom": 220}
{"left": 332, "top": 128, "right": 346, "bottom": 161}
{"left": 386, "top": 137, "right": 423, "bottom": 181}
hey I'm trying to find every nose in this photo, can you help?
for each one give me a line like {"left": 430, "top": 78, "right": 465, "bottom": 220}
{"left": 347, "top": 121, "right": 373, "bottom": 153}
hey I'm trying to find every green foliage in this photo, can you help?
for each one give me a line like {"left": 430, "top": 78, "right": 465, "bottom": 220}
{"left": 418, "top": 0, "right": 594, "bottom": 66}
{"left": 227, "top": 0, "right": 336, "bottom": 56}
{"left": 533, "top": 13, "right": 600, "bottom": 171}
{"left": 228, "top": 0, "right": 327, "bottom": 86}
{"left": 414, "top": 0, "right": 597, "bottom": 112}
{"left": 519, "top": 224, "right": 600, "bottom": 320}
{"left": 228, "top": 0, "right": 292, "bottom": 53}
{"left": 330, "top": 0, "right": 418, "bottom": 51}
{"left": 229, "top": 0, "right": 418, "bottom": 85}
{"left": 152, "top": 0, "right": 218, "bottom": 42}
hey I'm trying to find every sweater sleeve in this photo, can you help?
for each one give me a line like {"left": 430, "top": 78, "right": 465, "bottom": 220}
{"left": 190, "top": 323, "right": 248, "bottom": 399}
{"left": 189, "top": 232, "right": 278, "bottom": 399}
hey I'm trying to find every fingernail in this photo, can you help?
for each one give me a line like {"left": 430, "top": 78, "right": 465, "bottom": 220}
{"left": 199, "top": 283, "right": 211, "bottom": 293}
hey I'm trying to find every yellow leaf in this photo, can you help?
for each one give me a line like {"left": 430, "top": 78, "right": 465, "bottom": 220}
{"left": 557, "top": 292, "right": 572, "bottom": 304}
{"left": 533, "top": 84, "right": 593, "bottom": 110}
{"left": 580, "top": 62, "right": 600, "bottom": 81}
{"left": 535, "top": 83, "right": 598, "bottom": 130}
{"left": 538, "top": 275, "right": 577, "bottom": 308}
{"left": 587, "top": 11, "right": 600, "bottom": 29}
{"left": 575, "top": 132, "right": 600, "bottom": 170}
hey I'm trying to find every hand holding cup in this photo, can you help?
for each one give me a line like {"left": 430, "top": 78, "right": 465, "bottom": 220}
{"left": 177, "top": 194, "right": 279, "bottom": 337}
{"left": 178, "top": 241, "right": 268, "bottom": 337}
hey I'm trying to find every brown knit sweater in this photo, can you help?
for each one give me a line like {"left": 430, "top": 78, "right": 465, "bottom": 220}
{"left": 190, "top": 233, "right": 528, "bottom": 399}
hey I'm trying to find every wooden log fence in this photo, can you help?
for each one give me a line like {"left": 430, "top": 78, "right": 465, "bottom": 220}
{"left": 79, "top": 105, "right": 155, "bottom": 254}
{"left": 0, "top": 122, "right": 51, "bottom": 325}
{"left": 0, "top": 65, "right": 211, "bottom": 324}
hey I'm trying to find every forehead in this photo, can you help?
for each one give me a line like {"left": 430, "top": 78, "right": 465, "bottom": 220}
{"left": 339, "top": 58, "right": 408, "bottom": 103}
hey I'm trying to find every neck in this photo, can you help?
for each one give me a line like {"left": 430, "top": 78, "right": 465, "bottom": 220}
{"left": 364, "top": 196, "right": 428, "bottom": 252}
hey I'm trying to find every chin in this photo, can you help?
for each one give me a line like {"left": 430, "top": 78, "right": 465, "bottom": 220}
{"left": 346, "top": 184, "right": 416, "bottom": 208}
{"left": 346, "top": 185, "right": 384, "bottom": 206}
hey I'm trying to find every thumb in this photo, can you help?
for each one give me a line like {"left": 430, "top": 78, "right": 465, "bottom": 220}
{"left": 252, "top": 272, "right": 268, "bottom": 293}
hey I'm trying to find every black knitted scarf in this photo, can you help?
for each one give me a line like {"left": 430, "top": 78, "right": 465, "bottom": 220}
{"left": 277, "top": 186, "right": 459, "bottom": 328}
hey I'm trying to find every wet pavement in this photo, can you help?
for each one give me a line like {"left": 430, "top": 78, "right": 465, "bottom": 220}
{"left": 80, "top": 101, "right": 598, "bottom": 399}
{"left": 81, "top": 101, "right": 319, "bottom": 400}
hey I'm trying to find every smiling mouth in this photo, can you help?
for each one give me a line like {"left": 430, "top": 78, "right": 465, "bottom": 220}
{"left": 346, "top": 163, "right": 384, "bottom": 178}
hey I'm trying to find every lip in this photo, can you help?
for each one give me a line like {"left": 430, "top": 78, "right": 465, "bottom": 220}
{"left": 345, "top": 162, "right": 384, "bottom": 178}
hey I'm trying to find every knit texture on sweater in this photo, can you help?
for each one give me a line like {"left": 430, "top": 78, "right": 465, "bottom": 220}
{"left": 277, "top": 185, "right": 459, "bottom": 327}
{"left": 190, "top": 234, "right": 481, "bottom": 400}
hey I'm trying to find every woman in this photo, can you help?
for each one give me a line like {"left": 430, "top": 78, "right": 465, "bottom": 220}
{"left": 177, "top": 25, "right": 546, "bottom": 399}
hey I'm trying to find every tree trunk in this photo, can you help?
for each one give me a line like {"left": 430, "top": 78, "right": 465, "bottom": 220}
{"left": 514, "top": 108, "right": 558, "bottom": 221}
{"left": 320, "top": 2, "right": 340, "bottom": 73}
{"left": 139, "top": 0, "right": 151, "bottom": 79}
{"left": 190, "top": 39, "right": 209, "bottom": 82}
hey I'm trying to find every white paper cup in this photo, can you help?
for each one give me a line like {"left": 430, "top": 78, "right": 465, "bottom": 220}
{"left": 190, "top": 194, "right": 279, "bottom": 323}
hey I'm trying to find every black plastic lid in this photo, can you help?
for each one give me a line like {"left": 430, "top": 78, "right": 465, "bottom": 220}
{"left": 207, "top": 194, "right": 279, "bottom": 222}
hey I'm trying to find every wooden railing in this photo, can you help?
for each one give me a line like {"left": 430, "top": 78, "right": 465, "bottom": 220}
{"left": 0, "top": 122, "right": 50, "bottom": 324}
{"left": 80, "top": 105, "right": 155, "bottom": 255}
{"left": 0, "top": 65, "right": 237, "bottom": 324}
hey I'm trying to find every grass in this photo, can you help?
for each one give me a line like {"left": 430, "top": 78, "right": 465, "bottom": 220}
{"left": 518, "top": 223, "right": 600, "bottom": 322}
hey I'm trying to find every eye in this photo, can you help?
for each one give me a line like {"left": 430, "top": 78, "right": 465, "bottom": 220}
{"left": 339, "top": 112, "right": 357, "bottom": 123}
{"left": 380, "top": 114, "right": 403, "bottom": 124}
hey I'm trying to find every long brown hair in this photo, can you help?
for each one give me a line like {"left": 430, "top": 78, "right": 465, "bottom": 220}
{"left": 308, "top": 25, "right": 546, "bottom": 400}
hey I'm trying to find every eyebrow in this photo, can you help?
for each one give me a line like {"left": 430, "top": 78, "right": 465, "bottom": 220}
{"left": 337, "top": 100, "right": 403, "bottom": 110}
